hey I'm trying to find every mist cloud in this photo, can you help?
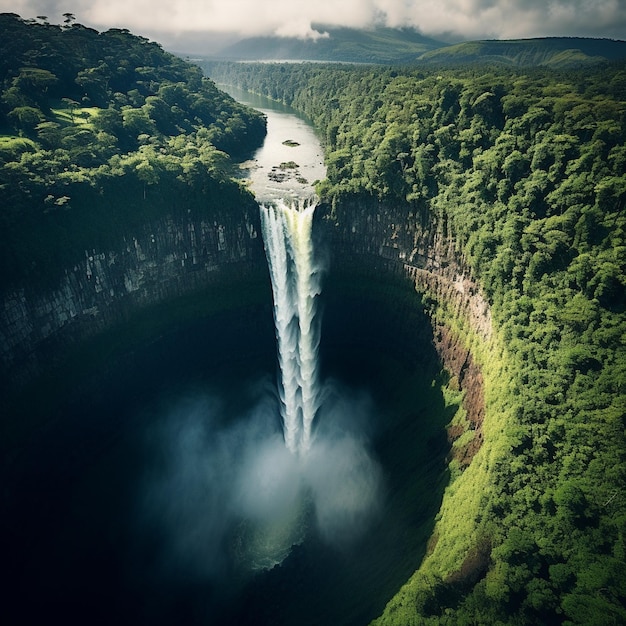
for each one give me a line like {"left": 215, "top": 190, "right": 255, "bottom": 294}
{"left": 6, "top": 0, "right": 626, "bottom": 49}
{"left": 136, "top": 380, "right": 383, "bottom": 581}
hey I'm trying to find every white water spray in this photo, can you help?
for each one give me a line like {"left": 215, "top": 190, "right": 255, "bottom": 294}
{"left": 260, "top": 199, "right": 321, "bottom": 455}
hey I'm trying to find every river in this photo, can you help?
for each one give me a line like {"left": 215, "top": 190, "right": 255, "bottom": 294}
{"left": 220, "top": 85, "right": 327, "bottom": 203}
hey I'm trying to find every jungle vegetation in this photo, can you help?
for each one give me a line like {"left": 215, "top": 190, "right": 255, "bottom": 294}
{"left": 2, "top": 12, "right": 625, "bottom": 625}
{"left": 207, "top": 60, "right": 626, "bottom": 625}
{"left": 0, "top": 12, "right": 266, "bottom": 288}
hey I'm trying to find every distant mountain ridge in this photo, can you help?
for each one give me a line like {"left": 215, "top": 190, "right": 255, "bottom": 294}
{"left": 213, "top": 26, "right": 626, "bottom": 67}
{"left": 215, "top": 25, "right": 445, "bottom": 63}
{"left": 417, "top": 37, "right": 626, "bottom": 67}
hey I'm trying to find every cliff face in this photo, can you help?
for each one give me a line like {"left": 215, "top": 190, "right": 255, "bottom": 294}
{"left": 324, "top": 200, "right": 492, "bottom": 340}
{"left": 1, "top": 206, "right": 266, "bottom": 391}
{"left": 323, "top": 199, "right": 492, "bottom": 465}
{"left": 2, "top": 196, "right": 492, "bottom": 469}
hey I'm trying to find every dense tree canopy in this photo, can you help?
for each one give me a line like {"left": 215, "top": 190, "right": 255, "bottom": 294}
{"left": 0, "top": 13, "right": 266, "bottom": 287}
{"left": 206, "top": 59, "right": 626, "bottom": 625}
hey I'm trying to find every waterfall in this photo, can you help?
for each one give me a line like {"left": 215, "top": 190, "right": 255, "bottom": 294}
{"left": 260, "top": 199, "right": 321, "bottom": 455}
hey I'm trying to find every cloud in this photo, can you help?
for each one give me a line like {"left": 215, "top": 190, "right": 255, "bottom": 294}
{"left": 4, "top": 0, "right": 626, "bottom": 48}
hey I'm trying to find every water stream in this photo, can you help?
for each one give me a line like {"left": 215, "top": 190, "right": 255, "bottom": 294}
{"left": 223, "top": 85, "right": 326, "bottom": 204}
{"left": 227, "top": 85, "right": 327, "bottom": 456}
{"left": 260, "top": 200, "right": 321, "bottom": 454}
{"left": 224, "top": 87, "right": 381, "bottom": 570}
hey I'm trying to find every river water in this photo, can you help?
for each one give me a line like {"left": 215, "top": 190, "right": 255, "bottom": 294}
{"left": 221, "top": 85, "right": 326, "bottom": 202}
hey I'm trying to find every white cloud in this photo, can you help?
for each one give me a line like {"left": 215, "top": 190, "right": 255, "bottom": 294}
{"left": 3, "top": 0, "right": 626, "bottom": 47}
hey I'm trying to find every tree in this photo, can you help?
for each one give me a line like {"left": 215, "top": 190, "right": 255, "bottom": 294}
{"left": 121, "top": 106, "right": 157, "bottom": 140}
{"left": 61, "top": 98, "right": 79, "bottom": 123}
{"left": 76, "top": 64, "right": 112, "bottom": 107}
{"left": 36, "top": 121, "right": 62, "bottom": 148}
{"left": 12, "top": 68, "right": 58, "bottom": 111}
{"left": 7, "top": 106, "right": 44, "bottom": 133}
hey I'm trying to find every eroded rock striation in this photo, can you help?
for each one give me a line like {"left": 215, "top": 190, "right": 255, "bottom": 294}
{"left": 1, "top": 208, "right": 265, "bottom": 391}
{"left": 324, "top": 198, "right": 491, "bottom": 465}
{"left": 2, "top": 197, "right": 491, "bottom": 471}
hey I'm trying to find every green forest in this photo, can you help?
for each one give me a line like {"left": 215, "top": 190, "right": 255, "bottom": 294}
{"left": 0, "top": 13, "right": 265, "bottom": 288}
{"left": 207, "top": 60, "right": 626, "bottom": 624}
{"left": 2, "top": 11, "right": 626, "bottom": 625}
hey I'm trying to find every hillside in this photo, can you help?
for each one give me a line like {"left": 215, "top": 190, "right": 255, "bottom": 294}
{"left": 214, "top": 24, "right": 445, "bottom": 63}
{"left": 0, "top": 12, "right": 266, "bottom": 288}
{"left": 212, "top": 29, "right": 626, "bottom": 67}
{"left": 418, "top": 37, "right": 626, "bottom": 68}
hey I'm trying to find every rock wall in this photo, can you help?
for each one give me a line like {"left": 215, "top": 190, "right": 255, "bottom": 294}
{"left": 1, "top": 206, "right": 266, "bottom": 391}
{"left": 322, "top": 198, "right": 492, "bottom": 465}
{"left": 323, "top": 199, "right": 492, "bottom": 341}
{"left": 2, "top": 195, "right": 492, "bottom": 467}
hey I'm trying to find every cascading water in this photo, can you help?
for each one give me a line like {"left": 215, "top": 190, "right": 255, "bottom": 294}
{"left": 260, "top": 198, "right": 321, "bottom": 455}
{"left": 210, "top": 91, "right": 380, "bottom": 574}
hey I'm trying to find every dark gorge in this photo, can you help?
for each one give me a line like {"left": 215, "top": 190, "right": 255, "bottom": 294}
{"left": 1, "top": 197, "right": 486, "bottom": 625}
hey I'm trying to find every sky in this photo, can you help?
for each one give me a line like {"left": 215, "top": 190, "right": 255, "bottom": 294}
{"left": 4, "top": 0, "right": 626, "bottom": 53}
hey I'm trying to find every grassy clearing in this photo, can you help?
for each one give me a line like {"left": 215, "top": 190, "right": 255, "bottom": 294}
{"left": 50, "top": 102, "right": 100, "bottom": 127}
{"left": 0, "top": 103, "right": 100, "bottom": 157}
